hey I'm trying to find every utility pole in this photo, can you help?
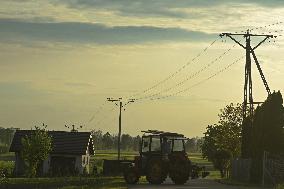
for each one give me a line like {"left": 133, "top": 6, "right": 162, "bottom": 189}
{"left": 220, "top": 30, "right": 274, "bottom": 119}
{"left": 220, "top": 30, "right": 275, "bottom": 157}
{"left": 107, "top": 98, "right": 135, "bottom": 160}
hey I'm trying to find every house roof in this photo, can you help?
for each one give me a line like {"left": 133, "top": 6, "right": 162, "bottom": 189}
{"left": 9, "top": 130, "right": 95, "bottom": 155}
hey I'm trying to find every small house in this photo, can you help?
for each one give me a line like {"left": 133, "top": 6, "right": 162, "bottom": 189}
{"left": 9, "top": 130, "right": 95, "bottom": 176}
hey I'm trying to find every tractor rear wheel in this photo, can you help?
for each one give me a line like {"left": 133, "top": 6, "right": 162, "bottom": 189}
{"left": 169, "top": 153, "right": 190, "bottom": 185}
{"left": 146, "top": 158, "right": 167, "bottom": 184}
{"left": 124, "top": 166, "right": 139, "bottom": 184}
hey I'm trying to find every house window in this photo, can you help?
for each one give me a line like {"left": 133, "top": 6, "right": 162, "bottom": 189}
{"left": 142, "top": 137, "right": 150, "bottom": 152}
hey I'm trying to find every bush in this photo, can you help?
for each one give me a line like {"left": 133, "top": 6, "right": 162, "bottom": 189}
{"left": 0, "top": 161, "right": 14, "bottom": 177}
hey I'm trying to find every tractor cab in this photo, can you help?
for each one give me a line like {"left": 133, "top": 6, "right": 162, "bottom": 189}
{"left": 140, "top": 130, "right": 187, "bottom": 160}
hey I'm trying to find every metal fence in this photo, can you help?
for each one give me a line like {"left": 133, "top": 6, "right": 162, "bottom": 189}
{"left": 263, "top": 152, "right": 284, "bottom": 186}
{"left": 231, "top": 158, "right": 251, "bottom": 182}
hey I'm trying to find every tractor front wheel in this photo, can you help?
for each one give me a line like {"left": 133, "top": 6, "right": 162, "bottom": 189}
{"left": 146, "top": 158, "right": 167, "bottom": 184}
{"left": 124, "top": 166, "right": 140, "bottom": 184}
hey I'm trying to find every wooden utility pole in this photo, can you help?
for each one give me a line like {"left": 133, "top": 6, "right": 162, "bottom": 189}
{"left": 107, "top": 98, "right": 134, "bottom": 160}
{"left": 118, "top": 101, "right": 122, "bottom": 160}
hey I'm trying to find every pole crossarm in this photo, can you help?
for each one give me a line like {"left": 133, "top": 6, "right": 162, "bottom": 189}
{"left": 107, "top": 97, "right": 121, "bottom": 102}
{"left": 221, "top": 32, "right": 274, "bottom": 37}
{"left": 252, "top": 36, "right": 274, "bottom": 50}
{"left": 220, "top": 33, "right": 245, "bottom": 49}
{"left": 220, "top": 32, "right": 275, "bottom": 50}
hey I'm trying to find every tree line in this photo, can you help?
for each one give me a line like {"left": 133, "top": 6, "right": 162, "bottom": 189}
{"left": 0, "top": 127, "right": 203, "bottom": 154}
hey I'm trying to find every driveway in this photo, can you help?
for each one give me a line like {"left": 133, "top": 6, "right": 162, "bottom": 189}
{"left": 128, "top": 178, "right": 271, "bottom": 189}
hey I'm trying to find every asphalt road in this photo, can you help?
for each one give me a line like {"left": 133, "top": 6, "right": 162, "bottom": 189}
{"left": 128, "top": 178, "right": 271, "bottom": 189}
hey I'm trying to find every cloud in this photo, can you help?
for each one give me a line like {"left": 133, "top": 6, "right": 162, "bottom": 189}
{"left": 57, "top": 0, "right": 284, "bottom": 19}
{"left": 0, "top": 19, "right": 216, "bottom": 45}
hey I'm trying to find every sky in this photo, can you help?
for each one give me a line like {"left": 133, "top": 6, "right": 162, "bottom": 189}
{"left": 1, "top": 0, "right": 284, "bottom": 137}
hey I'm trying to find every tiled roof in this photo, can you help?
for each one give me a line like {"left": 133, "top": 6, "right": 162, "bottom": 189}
{"left": 9, "top": 130, "right": 94, "bottom": 155}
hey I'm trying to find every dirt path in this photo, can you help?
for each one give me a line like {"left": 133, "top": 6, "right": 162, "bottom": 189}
{"left": 128, "top": 178, "right": 271, "bottom": 189}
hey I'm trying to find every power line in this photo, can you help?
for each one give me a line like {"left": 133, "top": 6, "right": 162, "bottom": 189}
{"left": 126, "top": 38, "right": 219, "bottom": 99}
{"left": 87, "top": 101, "right": 108, "bottom": 123}
{"left": 147, "top": 56, "right": 244, "bottom": 101}
{"left": 124, "top": 23, "right": 280, "bottom": 101}
{"left": 135, "top": 42, "right": 239, "bottom": 101}
{"left": 249, "top": 21, "right": 283, "bottom": 32}
{"left": 85, "top": 39, "right": 217, "bottom": 127}
{"left": 92, "top": 106, "right": 116, "bottom": 127}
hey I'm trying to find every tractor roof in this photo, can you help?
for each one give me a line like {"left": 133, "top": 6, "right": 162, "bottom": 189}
{"left": 141, "top": 130, "right": 186, "bottom": 138}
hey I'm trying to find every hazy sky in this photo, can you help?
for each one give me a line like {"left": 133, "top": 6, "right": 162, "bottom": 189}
{"left": 1, "top": 0, "right": 284, "bottom": 137}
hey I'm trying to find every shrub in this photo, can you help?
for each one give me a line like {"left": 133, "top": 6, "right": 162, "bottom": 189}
{"left": 0, "top": 161, "right": 14, "bottom": 177}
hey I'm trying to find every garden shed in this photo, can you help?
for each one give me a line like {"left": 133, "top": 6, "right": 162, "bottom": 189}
{"left": 9, "top": 130, "right": 95, "bottom": 176}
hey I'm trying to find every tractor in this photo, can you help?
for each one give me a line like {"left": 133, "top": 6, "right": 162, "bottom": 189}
{"left": 123, "top": 130, "right": 209, "bottom": 185}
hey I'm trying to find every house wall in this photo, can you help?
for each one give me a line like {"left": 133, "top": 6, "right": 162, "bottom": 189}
{"left": 14, "top": 152, "right": 92, "bottom": 176}
{"left": 75, "top": 154, "right": 90, "bottom": 174}
{"left": 48, "top": 154, "right": 90, "bottom": 175}
{"left": 75, "top": 146, "right": 91, "bottom": 174}
{"left": 42, "top": 155, "right": 51, "bottom": 175}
